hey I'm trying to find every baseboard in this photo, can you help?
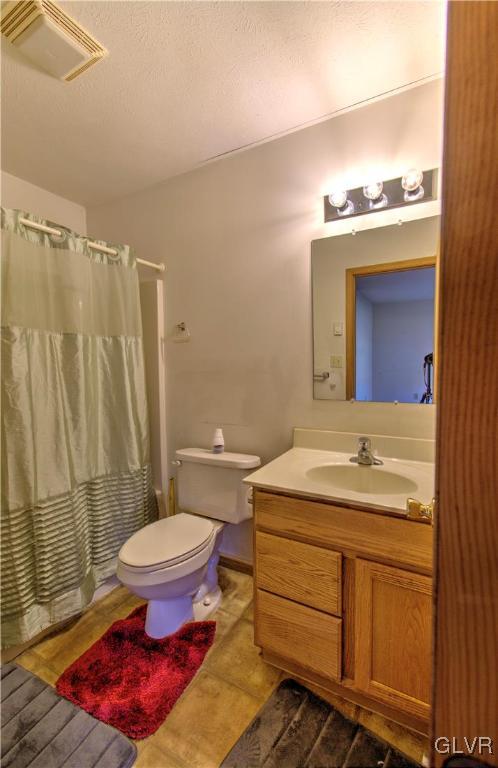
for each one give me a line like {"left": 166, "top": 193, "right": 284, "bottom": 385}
{"left": 219, "top": 555, "right": 253, "bottom": 576}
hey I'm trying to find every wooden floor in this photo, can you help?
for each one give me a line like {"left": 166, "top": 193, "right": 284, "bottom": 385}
{"left": 15, "top": 567, "right": 428, "bottom": 767}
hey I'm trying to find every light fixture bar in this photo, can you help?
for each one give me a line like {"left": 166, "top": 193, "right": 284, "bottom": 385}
{"left": 324, "top": 169, "right": 437, "bottom": 223}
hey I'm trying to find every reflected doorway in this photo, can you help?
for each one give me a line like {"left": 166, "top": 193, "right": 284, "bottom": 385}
{"left": 346, "top": 257, "right": 437, "bottom": 403}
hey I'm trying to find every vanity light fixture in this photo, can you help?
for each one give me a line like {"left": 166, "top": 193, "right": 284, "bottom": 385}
{"left": 324, "top": 168, "right": 437, "bottom": 223}
{"left": 363, "top": 181, "right": 388, "bottom": 209}
{"left": 328, "top": 190, "right": 354, "bottom": 216}
{"left": 401, "top": 168, "right": 424, "bottom": 202}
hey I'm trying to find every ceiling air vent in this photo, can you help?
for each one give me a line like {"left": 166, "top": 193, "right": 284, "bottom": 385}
{"left": 1, "top": 0, "right": 107, "bottom": 81}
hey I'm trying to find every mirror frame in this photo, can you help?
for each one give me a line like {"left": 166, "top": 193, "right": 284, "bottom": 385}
{"left": 345, "top": 255, "right": 438, "bottom": 401}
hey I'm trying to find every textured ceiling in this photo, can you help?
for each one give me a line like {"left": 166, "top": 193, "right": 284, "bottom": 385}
{"left": 1, "top": 1, "right": 445, "bottom": 206}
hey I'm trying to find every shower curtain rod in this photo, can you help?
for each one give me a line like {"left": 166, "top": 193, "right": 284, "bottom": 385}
{"left": 19, "top": 217, "right": 166, "bottom": 272}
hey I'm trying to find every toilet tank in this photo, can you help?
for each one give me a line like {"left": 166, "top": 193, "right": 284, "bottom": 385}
{"left": 175, "top": 448, "right": 261, "bottom": 523}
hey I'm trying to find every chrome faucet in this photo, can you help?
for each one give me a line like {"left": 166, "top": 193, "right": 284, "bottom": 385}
{"left": 350, "top": 436, "right": 383, "bottom": 466}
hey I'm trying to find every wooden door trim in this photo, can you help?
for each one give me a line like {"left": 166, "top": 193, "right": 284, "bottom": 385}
{"left": 345, "top": 255, "right": 437, "bottom": 400}
{"left": 432, "top": 1, "right": 498, "bottom": 764}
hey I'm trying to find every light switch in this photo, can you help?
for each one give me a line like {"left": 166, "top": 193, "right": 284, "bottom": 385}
{"left": 333, "top": 323, "right": 344, "bottom": 336}
{"left": 330, "top": 356, "right": 343, "bottom": 368}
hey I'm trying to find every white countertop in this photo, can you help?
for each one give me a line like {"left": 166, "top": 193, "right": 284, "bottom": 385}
{"left": 243, "top": 447, "right": 435, "bottom": 515}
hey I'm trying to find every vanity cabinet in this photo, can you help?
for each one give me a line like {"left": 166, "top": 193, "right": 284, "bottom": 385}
{"left": 253, "top": 489, "right": 433, "bottom": 732}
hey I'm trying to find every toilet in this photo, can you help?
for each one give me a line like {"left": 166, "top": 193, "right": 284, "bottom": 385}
{"left": 117, "top": 448, "right": 261, "bottom": 638}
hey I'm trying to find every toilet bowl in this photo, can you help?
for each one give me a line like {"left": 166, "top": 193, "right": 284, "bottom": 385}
{"left": 117, "top": 513, "right": 224, "bottom": 638}
{"left": 117, "top": 448, "right": 261, "bottom": 638}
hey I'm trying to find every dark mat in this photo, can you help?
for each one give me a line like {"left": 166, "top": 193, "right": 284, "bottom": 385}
{"left": 1, "top": 663, "right": 137, "bottom": 768}
{"left": 221, "top": 678, "right": 421, "bottom": 768}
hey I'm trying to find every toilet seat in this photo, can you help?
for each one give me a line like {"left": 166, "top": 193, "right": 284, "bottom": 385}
{"left": 118, "top": 513, "right": 215, "bottom": 572}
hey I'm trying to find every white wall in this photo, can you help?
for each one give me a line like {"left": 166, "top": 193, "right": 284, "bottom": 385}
{"left": 87, "top": 80, "right": 443, "bottom": 561}
{"left": 372, "top": 299, "right": 434, "bottom": 403}
{"left": 1, "top": 171, "right": 86, "bottom": 234}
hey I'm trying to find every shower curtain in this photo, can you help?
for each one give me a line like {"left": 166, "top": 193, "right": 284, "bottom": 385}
{"left": 1, "top": 207, "right": 158, "bottom": 648}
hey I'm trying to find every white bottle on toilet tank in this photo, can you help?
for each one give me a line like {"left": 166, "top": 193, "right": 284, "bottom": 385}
{"left": 212, "top": 427, "right": 224, "bottom": 454}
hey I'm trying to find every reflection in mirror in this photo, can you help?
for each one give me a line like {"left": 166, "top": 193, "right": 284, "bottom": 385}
{"left": 312, "top": 216, "right": 439, "bottom": 403}
{"left": 347, "top": 260, "right": 435, "bottom": 403}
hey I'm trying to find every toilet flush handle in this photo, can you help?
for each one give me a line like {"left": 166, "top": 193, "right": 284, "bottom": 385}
{"left": 171, "top": 460, "right": 182, "bottom": 467}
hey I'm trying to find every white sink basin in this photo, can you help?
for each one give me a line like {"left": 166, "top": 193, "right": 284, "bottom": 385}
{"left": 306, "top": 464, "right": 418, "bottom": 496}
{"left": 244, "top": 445, "right": 434, "bottom": 514}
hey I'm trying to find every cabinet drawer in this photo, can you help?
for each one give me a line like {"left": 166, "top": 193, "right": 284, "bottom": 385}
{"left": 256, "top": 589, "right": 342, "bottom": 681}
{"left": 255, "top": 490, "right": 433, "bottom": 573}
{"left": 255, "top": 531, "right": 342, "bottom": 615}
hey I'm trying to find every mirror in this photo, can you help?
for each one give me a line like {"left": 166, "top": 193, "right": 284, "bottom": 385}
{"left": 312, "top": 216, "right": 439, "bottom": 402}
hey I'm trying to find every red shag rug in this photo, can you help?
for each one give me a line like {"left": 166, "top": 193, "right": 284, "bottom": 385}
{"left": 56, "top": 604, "right": 216, "bottom": 739}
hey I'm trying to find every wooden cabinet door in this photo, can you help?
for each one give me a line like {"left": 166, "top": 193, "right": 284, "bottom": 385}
{"left": 355, "top": 559, "right": 432, "bottom": 721}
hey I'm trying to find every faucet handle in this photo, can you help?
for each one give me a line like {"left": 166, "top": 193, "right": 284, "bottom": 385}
{"left": 358, "top": 436, "right": 371, "bottom": 450}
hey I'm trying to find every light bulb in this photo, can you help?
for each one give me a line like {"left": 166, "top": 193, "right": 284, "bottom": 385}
{"left": 363, "top": 180, "right": 387, "bottom": 209}
{"left": 363, "top": 181, "right": 383, "bottom": 201}
{"left": 402, "top": 168, "right": 423, "bottom": 191}
{"left": 402, "top": 169, "right": 424, "bottom": 202}
{"left": 328, "top": 190, "right": 354, "bottom": 216}
{"left": 328, "top": 190, "right": 348, "bottom": 209}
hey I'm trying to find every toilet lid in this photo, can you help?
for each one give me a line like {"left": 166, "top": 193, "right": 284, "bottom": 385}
{"left": 118, "top": 513, "right": 215, "bottom": 570}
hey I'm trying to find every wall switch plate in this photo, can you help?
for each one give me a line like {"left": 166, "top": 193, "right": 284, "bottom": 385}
{"left": 333, "top": 322, "right": 343, "bottom": 336}
{"left": 330, "top": 356, "right": 343, "bottom": 368}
